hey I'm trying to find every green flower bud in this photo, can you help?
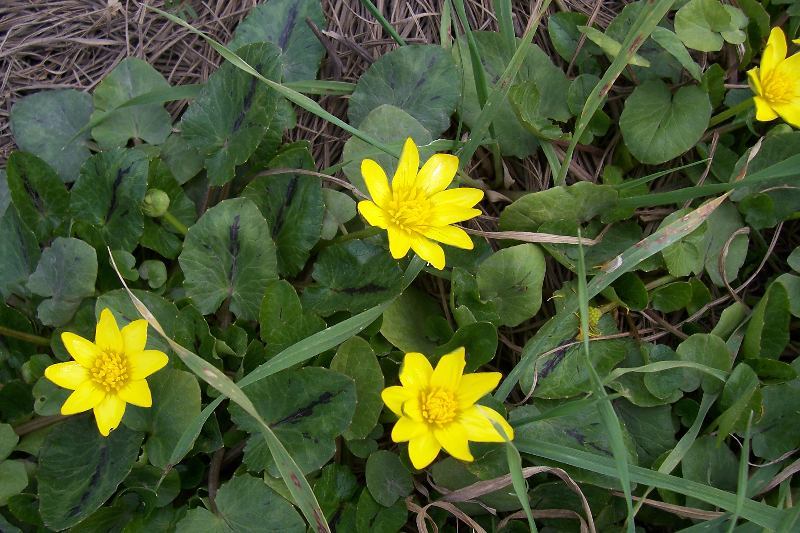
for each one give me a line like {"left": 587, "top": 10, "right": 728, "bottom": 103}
{"left": 142, "top": 189, "right": 170, "bottom": 217}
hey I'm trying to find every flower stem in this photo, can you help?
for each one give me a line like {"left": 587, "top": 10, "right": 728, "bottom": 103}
{"left": 0, "top": 325, "right": 50, "bottom": 347}
{"left": 162, "top": 211, "right": 189, "bottom": 236}
{"left": 332, "top": 226, "right": 382, "bottom": 244}
{"left": 708, "top": 98, "right": 754, "bottom": 128}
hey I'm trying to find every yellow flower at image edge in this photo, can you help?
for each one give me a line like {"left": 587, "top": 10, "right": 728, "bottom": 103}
{"left": 381, "top": 347, "right": 514, "bottom": 470}
{"left": 748, "top": 27, "right": 800, "bottom": 127}
{"left": 358, "top": 138, "right": 484, "bottom": 270}
{"left": 45, "top": 309, "right": 168, "bottom": 436}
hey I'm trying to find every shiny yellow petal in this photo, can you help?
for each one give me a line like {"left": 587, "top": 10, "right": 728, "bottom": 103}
{"left": 775, "top": 53, "right": 800, "bottom": 89}
{"left": 358, "top": 200, "right": 388, "bottom": 229}
{"left": 93, "top": 395, "right": 126, "bottom": 436}
{"left": 430, "top": 206, "right": 483, "bottom": 226}
{"left": 421, "top": 225, "right": 473, "bottom": 249}
{"left": 456, "top": 372, "right": 502, "bottom": 408}
{"left": 45, "top": 361, "right": 88, "bottom": 390}
{"left": 417, "top": 154, "right": 458, "bottom": 195}
{"left": 434, "top": 423, "right": 474, "bottom": 462}
{"left": 762, "top": 27, "right": 788, "bottom": 76}
{"left": 401, "top": 395, "right": 424, "bottom": 421}
{"left": 61, "top": 332, "right": 99, "bottom": 367}
{"left": 747, "top": 67, "right": 763, "bottom": 96}
{"left": 95, "top": 309, "right": 123, "bottom": 354}
{"left": 459, "top": 405, "right": 514, "bottom": 442}
{"left": 361, "top": 159, "right": 391, "bottom": 206}
{"left": 128, "top": 350, "right": 169, "bottom": 380}
{"left": 399, "top": 352, "right": 433, "bottom": 390}
{"left": 430, "top": 347, "right": 465, "bottom": 390}
{"left": 382, "top": 385, "right": 412, "bottom": 416}
{"left": 754, "top": 96, "right": 779, "bottom": 121}
{"left": 430, "top": 187, "right": 484, "bottom": 209}
{"left": 61, "top": 381, "right": 105, "bottom": 415}
{"left": 391, "top": 416, "right": 427, "bottom": 442}
{"left": 121, "top": 319, "right": 148, "bottom": 355}
{"left": 408, "top": 431, "right": 441, "bottom": 469}
{"left": 391, "top": 138, "right": 420, "bottom": 192}
{"left": 387, "top": 227, "right": 412, "bottom": 259}
{"left": 773, "top": 102, "right": 800, "bottom": 128}
{"left": 118, "top": 379, "right": 152, "bottom": 407}
{"left": 410, "top": 234, "right": 446, "bottom": 270}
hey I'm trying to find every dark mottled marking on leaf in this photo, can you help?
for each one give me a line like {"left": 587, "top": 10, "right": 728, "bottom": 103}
{"left": 273, "top": 391, "right": 335, "bottom": 426}
{"left": 338, "top": 282, "right": 387, "bottom": 295}
{"left": 537, "top": 341, "right": 571, "bottom": 379}
{"left": 228, "top": 214, "right": 241, "bottom": 295}
{"left": 232, "top": 62, "right": 263, "bottom": 133}
{"left": 19, "top": 169, "right": 45, "bottom": 214}
{"left": 68, "top": 442, "right": 109, "bottom": 518}
{"left": 565, "top": 429, "right": 612, "bottom": 455}
{"left": 279, "top": 3, "right": 299, "bottom": 49}
{"left": 272, "top": 176, "right": 298, "bottom": 237}
{"left": 105, "top": 163, "right": 132, "bottom": 222}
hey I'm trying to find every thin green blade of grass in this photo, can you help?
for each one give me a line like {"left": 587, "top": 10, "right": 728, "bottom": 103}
{"left": 605, "top": 360, "right": 728, "bottom": 384}
{"left": 555, "top": 0, "right": 676, "bottom": 185}
{"left": 108, "top": 252, "right": 331, "bottom": 533}
{"left": 493, "top": 0, "right": 515, "bottom": 52}
{"left": 727, "top": 412, "right": 754, "bottom": 533}
{"left": 359, "top": 0, "right": 406, "bottom": 46}
{"left": 488, "top": 419, "right": 538, "bottom": 532}
{"left": 439, "top": 0, "right": 453, "bottom": 47}
{"left": 510, "top": 394, "right": 622, "bottom": 427}
{"left": 576, "top": 229, "right": 635, "bottom": 533}
{"left": 160, "top": 257, "right": 425, "bottom": 480}
{"left": 284, "top": 80, "right": 356, "bottom": 95}
{"left": 630, "top": 393, "right": 718, "bottom": 519}
{"left": 513, "top": 440, "right": 784, "bottom": 530}
{"left": 147, "top": 6, "right": 398, "bottom": 158}
{"left": 613, "top": 159, "right": 710, "bottom": 191}
{"left": 495, "top": 193, "right": 729, "bottom": 400}
{"left": 455, "top": 0, "right": 553, "bottom": 166}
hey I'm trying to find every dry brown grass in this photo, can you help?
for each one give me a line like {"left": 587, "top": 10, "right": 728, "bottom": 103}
{"left": 1, "top": 0, "right": 624, "bottom": 172}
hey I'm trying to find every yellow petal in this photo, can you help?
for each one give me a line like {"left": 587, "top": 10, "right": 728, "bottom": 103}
{"left": 747, "top": 67, "right": 763, "bottom": 96}
{"left": 417, "top": 154, "right": 458, "bottom": 195}
{"left": 456, "top": 372, "right": 502, "bottom": 409}
{"left": 459, "top": 405, "right": 514, "bottom": 442}
{"left": 430, "top": 347, "right": 465, "bottom": 390}
{"left": 361, "top": 159, "right": 391, "bottom": 206}
{"left": 128, "top": 350, "right": 169, "bottom": 380}
{"left": 762, "top": 27, "right": 788, "bottom": 76}
{"left": 95, "top": 309, "right": 123, "bottom": 354}
{"left": 753, "top": 96, "right": 779, "bottom": 121}
{"left": 408, "top": 431, "right": 441, "bottom": 469}
{"left": 45, "top": 361, "right": 88, "bottom": 390}
{"left": 391, "top": 416, "right": 427, "bottom": 442}
{"left": 358, "top": 200, "right": 388, "bottom": 229}
{"left": 382, "top": 385, "right": 412, "bottom": 416}
{"left": 391, "top": 138, "right": 420, "bottom": 192}
{"left": 387, "top": 227, "right": 412, "bottom": 259}
{"left": 421, "top": 225, "right": 473, "bottom": 249}
{"left": 118, "top": 379, "right": 152, "bottom": 407}
{"left": 61, "top": 332, "right": 99, "bottom": 367}
{"left": 775, "top": 53, "right": 800, "bottom": 88}
{"left": 430, "top": 187, "right": 484, "bottom": 209}
{"left": 773, "top": 102, "right": 800, "bottom": 128}
{"left": 93, "top": 395, "right": 126, "bottom": 436}
{"left": 433, "top": 423, "right": 474, "bottom": 462}
{"left": 61, "top": 381, "right": 105, "bottom": 415}
{"left": 121, "top": 319, "right": 148, "bottom": 355}
{"left": 410, "top": 234, "right": 446, "bottom": 270}
{"left": 399, "top": 352, "right": 433, "bottom": 390}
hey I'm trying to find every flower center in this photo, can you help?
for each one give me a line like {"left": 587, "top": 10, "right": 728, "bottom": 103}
{"left": 420, "top": 388, "right": 457, "bottom": 426}
{"left": 90, "top": 351, "right": 129, "bottom": 392}
{"left": 385, "top": 187, "right": 432, "bottom": 231}
{"left": 762, "top": 72, "right": 794, "bottom": 105}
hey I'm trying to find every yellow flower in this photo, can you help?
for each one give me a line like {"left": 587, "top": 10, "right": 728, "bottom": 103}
{"left": 357, "top": 138, "right": 483, "bottom": 270}
{"left": 748, "top": 27, "right": 800, "bottom": 127}
{"left": 45, "top": 309, "right": 168, "bottom": 436}
{"left": 381, "top": 347, "right": 513, "bottom": 469}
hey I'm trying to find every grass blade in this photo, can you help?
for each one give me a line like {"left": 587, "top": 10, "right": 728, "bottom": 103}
{"left": 513, "top": 439, "right": 783, "bottom": 530}
{"left": 576, "top": 229, "right": 635, "bottom": 532}
{"left": 284, "top": 80, "right": 356, "bottom": 95}
{"left": 727, "top": 412, "right": 754, "bottom": 532}
{"left": 495, "top": 193, "right": 729, "bottom": 400}
{"left": 147, "top": 5, "right": 398, "bottom": 158}
{"left": 555, "top": 0, "right": 676, "bottom": 185}
{"left": 359, "top": 0, "right": 406, "bottom": 46}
